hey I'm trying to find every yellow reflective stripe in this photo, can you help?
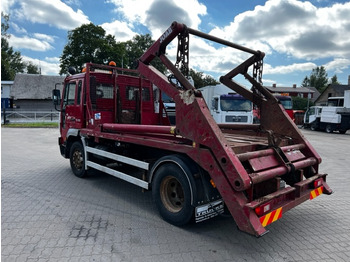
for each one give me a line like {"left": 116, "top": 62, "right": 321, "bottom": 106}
{"left": 260, "top": 207, "right": 283, "bottom": 227}
{"left": 310, "top": 190, "right": 317, "bottom": 199}
{"left": 310, "top": 186, "right": 323, "bottom": 200}
{"left": 272, "top": 207, "right": 282, "bottom": 222}
{"left": 261, "top": 213, "right": 271, "bottom": 227}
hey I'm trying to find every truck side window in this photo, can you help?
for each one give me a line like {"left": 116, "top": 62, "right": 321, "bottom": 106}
{"left": 126, "top": 86, "right": 138, "bottom": 100}
{"left": 63, "top": 82, "right": 77, "bottom": 107}
{"left": 77, "top": 80, "right": 82, "bottom": 105}
{"left": 142, "top": 87, "right": 150, "bottom": 101}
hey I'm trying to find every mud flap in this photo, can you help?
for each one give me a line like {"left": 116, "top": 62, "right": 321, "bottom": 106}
{"left": 195, "top": 199, "right": 224, "bottom": 223}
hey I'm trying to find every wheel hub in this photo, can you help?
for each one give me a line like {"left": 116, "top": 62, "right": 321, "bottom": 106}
{"left": 72, "top": 150, "right": 83, "bottom": 170}
{"left": 160, "top": 176, "right": 184, "bottom": 213}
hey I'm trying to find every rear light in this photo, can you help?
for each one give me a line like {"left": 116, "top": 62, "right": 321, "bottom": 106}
{"left": 255, "top": 202, "right": 271, "bottom": 216}
{"left": 314, "top": 178, "right": 323, "bottom": 188}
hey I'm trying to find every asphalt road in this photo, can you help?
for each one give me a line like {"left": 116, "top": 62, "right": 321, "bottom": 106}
{"left": 1, "top": 127, "right": 350, "bottom": 262}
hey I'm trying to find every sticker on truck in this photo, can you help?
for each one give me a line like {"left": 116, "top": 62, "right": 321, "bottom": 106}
{"left": 195, "top": 200, "right": 224, "bottom": 223}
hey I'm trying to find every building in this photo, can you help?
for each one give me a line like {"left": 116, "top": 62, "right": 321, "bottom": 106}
{"left": 314, "top": 76, "right": 350, "bottom": 106}
{"left": 10, "top": 74, "right": 65, "bottom": 110}
{"left": 265, "top": 84, "right": 316, "bottom": 100}
{"left": 1, "top": 81, "right": 14, "bottom": 108}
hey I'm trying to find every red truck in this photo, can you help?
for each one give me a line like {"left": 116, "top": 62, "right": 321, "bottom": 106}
{"left": 53, "top": 21, "right": 332, "bottom": 237}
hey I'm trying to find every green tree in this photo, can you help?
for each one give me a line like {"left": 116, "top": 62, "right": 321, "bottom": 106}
{"left": 1, "top": 12, "right": 25, "bottom": 80}
{"left": 292, "top": 96, "right": 313, "bottom": 110}
{"left": 329, "top": 74, "right": 340, "bottom": 85}
{"left": 124, "top": 34, "right": 166, "bottom": 73}
{"left": 189, "top": 69, "right": 219, "bottom": 89}
{"left": 59, "top": 23, "right": 124, "bottom": 74}
{"left": 301, "top": 66, "right": 328, "bottom": 92}
{"left": 26, "top": 62, "right": 40, "bottom": 74}
{"left": 59, "top": 23, "right": 218, "bottom": 86}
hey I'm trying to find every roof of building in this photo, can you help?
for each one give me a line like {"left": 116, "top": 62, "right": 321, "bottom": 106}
{"left": 264, "top": 85, "right": 314, "bottom": 94}
{"left": 326, "top": 84, "right": 350, "bottom": 96}
{"left": 307, "top": 87, "right": 321, "bottom": 102}
{"left": 1, "top": 81, "right": 14, "bottom": 85}
{"left": 11, "top": 74, "right": 65, "bottom": 100}
{"left": 314, "top": 84, "right": 350, "bottom": 104}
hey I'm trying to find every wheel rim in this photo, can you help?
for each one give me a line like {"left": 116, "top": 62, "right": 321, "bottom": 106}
{"left": 72, "top": 149, "right": 83, "bottom": 170}
{"left": 160, "top": 176, "right": 184, "bottom": 213}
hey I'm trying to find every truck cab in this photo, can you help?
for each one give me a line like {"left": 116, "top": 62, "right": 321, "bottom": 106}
{"left": 304, "top": 106, "right": 323, "bottom": 130}
{"left": 54, "top": 63, "right": 170, "bottom": 158}
{"left": 211, "top": 93, "right": 253, "bottom": 123}
{"left": 304, "top": 105, "right": 350, "bottom": 133}
{"left": 274, "top": 94, "right": 294, "bottom": 120}
{"left": 199, "top": 84, "right": 254, "bottom": 124}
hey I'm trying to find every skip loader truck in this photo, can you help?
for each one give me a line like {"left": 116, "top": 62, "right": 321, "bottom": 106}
{"left": 53, "top": 21, "right": 332, "bottom": 237}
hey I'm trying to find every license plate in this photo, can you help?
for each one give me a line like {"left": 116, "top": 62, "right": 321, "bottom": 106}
{"left": 195, "top": 200, "right": 224, "bottom": 223}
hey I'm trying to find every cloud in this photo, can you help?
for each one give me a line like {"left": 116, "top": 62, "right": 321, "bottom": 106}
{"left": 33, "top": 33, "right": 56, "bottom": 43}
{"left": 209, "top": 0, "right": 350, "bottom": 60}
{"left": 10, "top": 22, "right": 27, "bottom": 34}
{"left": 324, "top": 58, "right": 350, "bottom": 74}
{"left": 101, "top": 20, "right": 136, "bottom": 42}
{"left": 264, "top": 62, "right": 317, "bottom": 75}
{"left": 44, "top": 57, "right": 60, "bottom": 63}
{"left": 63, "top": 0, "right": 81, "bottom": 7}
{"left": 14, "top": 0, "right": 90, "bottom": 30}
{"left": 8, "top": 34, "right": 53, "bottom": 52}
{"left": 22, "top": 56, "right": 60, "bottom": 75}
{"left": 107, "top": 0, "right": 206, "bottom": 37}
{"left": 1, "top": 0, "right": 16, "bottom": 14}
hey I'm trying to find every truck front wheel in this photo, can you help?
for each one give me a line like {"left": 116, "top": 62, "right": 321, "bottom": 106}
{"left": 70, "top": 141, "right": 87, "bottom": 178}
{"left": 325, "top": 124, "right": 333, "bottom": 133}
{"left": 152, "top": 163, "right": 194, "bottom": 226}
{"left": 310, "top": 122, "right": 318, "bottom": 131}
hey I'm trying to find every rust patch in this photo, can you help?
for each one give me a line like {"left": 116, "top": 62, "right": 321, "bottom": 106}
{"left": 179, "top": 89, "right": 195, "bottom": 105}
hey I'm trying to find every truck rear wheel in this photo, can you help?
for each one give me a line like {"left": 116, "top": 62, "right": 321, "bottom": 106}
{"left": 152, "top": 163, "right": 194, "bottom": 226}
{"left": 70, "top": 141, "right": 87, "bottom": 178}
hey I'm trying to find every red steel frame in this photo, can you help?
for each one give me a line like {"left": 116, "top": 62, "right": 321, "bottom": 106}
{"left": 134, "top": 21, "right": 332, "bottom": 236}
{"left": 76, "top": 21, "right": 332, "bottom": 236}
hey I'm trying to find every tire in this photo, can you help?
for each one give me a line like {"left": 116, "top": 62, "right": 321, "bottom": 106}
{"left": 310, "top": 123, "right": 317, "bottom": 131}
{"left": 69, "top": 141, "right": 87, "bottom": 178}
{"left": 325, "top": 124, "right": 333, "bottom": 133}
{"left": 152, "top": 162, "right": 194, "bottom": 226}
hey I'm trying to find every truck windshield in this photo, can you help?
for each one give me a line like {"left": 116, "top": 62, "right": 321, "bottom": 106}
{"left": 220, "top": 95, "right": 252, "bottom": 111}
{"left": 276, "top": 96, "right": 292, "bottom": 110}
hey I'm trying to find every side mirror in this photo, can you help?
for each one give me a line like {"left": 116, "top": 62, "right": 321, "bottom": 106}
{"left": 52, "top": 89, "right": 61, "bottom": 113}
{"left": 52, "top": 89, "right": 61, "bottom": 106}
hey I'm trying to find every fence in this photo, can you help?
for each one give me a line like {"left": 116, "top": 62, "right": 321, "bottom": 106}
{"left": 2, "top": 109, "right": 59, "bottom": 124}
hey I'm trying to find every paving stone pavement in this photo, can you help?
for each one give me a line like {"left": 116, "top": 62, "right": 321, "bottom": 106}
{"left": 1, "top": 127, "right": 350, "bottom": 262}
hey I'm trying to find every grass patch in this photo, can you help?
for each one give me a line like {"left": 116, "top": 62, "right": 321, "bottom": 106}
{"left": 1, "top": 122, "right": 59, "bottom": 128}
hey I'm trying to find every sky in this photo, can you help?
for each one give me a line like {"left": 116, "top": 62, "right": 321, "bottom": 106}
{"left": 2, "top": 0, "right": 350, "bottom": 88}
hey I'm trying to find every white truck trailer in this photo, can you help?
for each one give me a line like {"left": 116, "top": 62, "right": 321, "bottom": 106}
{"left": 304, "top": 90, "right": 350, "bottom": 134}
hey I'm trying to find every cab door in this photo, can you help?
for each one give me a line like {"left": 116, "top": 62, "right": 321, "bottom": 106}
{"left": 61, "top": 80, "right": 83, "bottom": 140}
